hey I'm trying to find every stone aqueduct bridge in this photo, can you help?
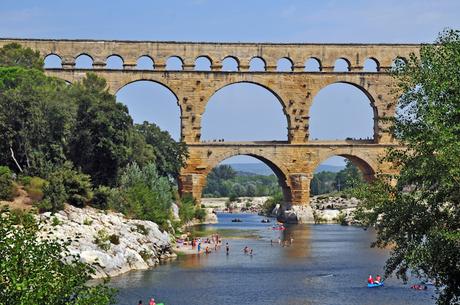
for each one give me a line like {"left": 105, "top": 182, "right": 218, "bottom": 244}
{"left": 0, "top": 38, "right": 420, "bottom": 207}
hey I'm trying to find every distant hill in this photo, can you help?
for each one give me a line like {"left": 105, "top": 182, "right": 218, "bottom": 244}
{"left": 229, "top": 163, "right": 345, "bottom": 176}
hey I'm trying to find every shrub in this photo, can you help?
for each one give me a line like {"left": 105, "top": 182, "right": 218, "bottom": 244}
{"left": 24, "top": 176, "right": 46, "bottom": 202}
{"left": 134, "top": 223, "right": 149, "bottom": 235}
{"left": 40, "top": 163, "right": 92, "bottom": 212}
{"left": 336, "top": 211, "right": 348, "bottom": 226}
{"left": 179, "top": 195, "right": 196, "bottom": 224}
{"left": 194, "top": 208, "right": 207, "bottom": 221}
{"left": 261, "top": 192, "right": 283, "bottom": 216}
{"left": 51, "top": 216, "right": 61, "bottom": 226}
{"left": 94, "top": 229, "right": 110, "bottom": 251}
{"left": 139, "top": 249, "right": 153, "bottom": 261}
{"left": 83, "top": 218, "right": 93, "bottom": 225}
{"left": 113, "top": 163, "right": 173, "bottom": 231}
{"left": 0, "top": 209, "right": 117, "bottom": 304}
{"left": 0, "top": 166, "right": 14, "bottom": 200}
{"left": 40, "top": 173, "right": 66, "bottom": 213}
{"left": 91, "top": 185, "right": 116, "bottom": 210}
{"left": 109, "top": 234, "right": 120, "bottom": 245}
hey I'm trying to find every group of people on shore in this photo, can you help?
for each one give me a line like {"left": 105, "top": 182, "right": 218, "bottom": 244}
{"left": 270, "top": 235, "right": 294, "bottom": 247}
{"left": 190, "top": 233, "right": 222, "bottom": 254}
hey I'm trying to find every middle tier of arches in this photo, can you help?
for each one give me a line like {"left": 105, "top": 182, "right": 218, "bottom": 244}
{"left": 45, "top": 69, "right": 396, "bottom": 144}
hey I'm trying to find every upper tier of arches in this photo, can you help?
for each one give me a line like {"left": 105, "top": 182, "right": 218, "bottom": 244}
{"left": 8, "top": 38, "right": 415, "bottom": 72}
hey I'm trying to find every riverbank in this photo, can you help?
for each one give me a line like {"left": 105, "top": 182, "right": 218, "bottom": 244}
{"left": 38, "top": 204, "right": 176, "bottom": 279}
{"left": 201, "top": 195, "right": 360, "bottom": 225}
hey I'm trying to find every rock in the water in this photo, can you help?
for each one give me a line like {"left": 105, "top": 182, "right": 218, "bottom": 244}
{"left": 277, "top": 205, "right": 314, "bottom": 224}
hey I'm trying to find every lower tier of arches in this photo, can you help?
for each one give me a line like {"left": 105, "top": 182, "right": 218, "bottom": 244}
{"left": 179, "top": 142, "right": 398, "bottom": 206}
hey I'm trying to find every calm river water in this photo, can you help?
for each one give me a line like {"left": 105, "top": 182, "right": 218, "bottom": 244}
{"left": 111, "top": 213, "right": 435, "bottom": 305}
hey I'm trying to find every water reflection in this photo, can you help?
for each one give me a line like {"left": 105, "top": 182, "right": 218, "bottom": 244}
{"left": 110, "top": 213, "right": 435, "bottom": 305}
{"left": 281, "top": 224, "right": 312, "bottom": 259}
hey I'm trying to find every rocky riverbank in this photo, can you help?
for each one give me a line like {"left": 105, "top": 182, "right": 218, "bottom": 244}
{"left": 201, "top": 195, "right": 361, "bottom": 225}
{"left": 38, "top": 205, "right": 176, "bottom": 279}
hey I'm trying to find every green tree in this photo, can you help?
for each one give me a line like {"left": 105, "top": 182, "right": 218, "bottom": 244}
{"left": 335, "top": 160, "right": 364, "bottom": 191}
{"left": 134, "top": 121, "right": 188, "bottom": 179}
{"left": 68, "top": 73, "right": 132, "bottom": 186}
{"left": 0, "top": 66, "right": 75, "bottom": 176}
{"left": 0, "top": 166, "right": 14, "bottom": 200}
{"left": 0, "top": 210, "right": 116, "bottom": 305}
{"left": 111, "top": 163, "right": 173, "bottom": 230}
{"left": 354, "top": 30, "right": 460, "bottom": 305}
{"left": 0, "top": 42, "right": 43, "bottom": 70}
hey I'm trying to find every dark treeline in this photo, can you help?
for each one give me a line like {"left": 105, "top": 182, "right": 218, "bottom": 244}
{"left": 203, "top": 161, "right": 363, "bottom": 198}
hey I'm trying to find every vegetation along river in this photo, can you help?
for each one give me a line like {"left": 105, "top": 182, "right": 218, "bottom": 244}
{"left": 110, "top": 213, "right": 435, "bottom": 305}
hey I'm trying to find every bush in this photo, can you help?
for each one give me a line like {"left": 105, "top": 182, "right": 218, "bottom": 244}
{"left": 40, "top": 172, "right": 66, "bottom": 213}
{"left": 179, "top": 195, "right": 196, "bottom": 224}
{"left": 109, "top": 234, "right": 120, "bottom": 245}
{"left": 40, "top": 163, "right": 92, "bottom": 212}
{"left": 94, "top": 229, "right": 111, "bottom": 251}
{"left": 24, "top": 176, "right": 46, "bottom": 202}
{"left": 91, "top": 186, "right": 116, "bottom": 210}
{"left": 139, "top": 249, "right": 152, "bottom": 261}
{"left": 194, "top": 208, "right": 207, "bottom": 221}
{"left": 134, "top": 224, "right": 149, "bottom": 235}
{"left": 0, "top": 166, "right": 14, "bottom": 200}
{"left": 113, "top": 163, "right": 173, "bottom": 231}
{"left": 0, "top": 209, "right": 117, "bottom": 304}
{"left": 261, "top": 192, "right": 283, "bottom": 215}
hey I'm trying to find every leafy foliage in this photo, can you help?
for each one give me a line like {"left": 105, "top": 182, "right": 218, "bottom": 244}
{"left": 354, "top": 29, "right": 460, "bottom": 305}
{"left": 261, "top": 191, "right": 283, "bottom": 215}
{"left": 0, "top": 166, "right": 14, "bottom": 200}
{"left": 40, "top": 163, "right": 92, "bottom": 212}
{"left": 310, "top": 160, "right": 364, "bottom": 196}
{"left": 134, "top": 121, "right": 188, "bottom": 179}
{"left": 0, "top": 42, "right": 43, "bottom": 70}
{"left": 68, "top": 73, "right": 133, "bottom": 187}
{"left": 203, "top": 165, "right": 282, "bottom": 197}
{"left": 0, "top": 210, "right": 116, "bottom": 305}
{"left": 109, "top": 163, "right": 173, "bottom": 230}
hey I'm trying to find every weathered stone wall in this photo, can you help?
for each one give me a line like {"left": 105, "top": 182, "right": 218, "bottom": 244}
{"left": 0, "top": 38, "right": 415, "bottom": 206}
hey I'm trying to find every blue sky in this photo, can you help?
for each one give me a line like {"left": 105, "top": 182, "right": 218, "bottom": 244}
{"left": 1, "top": 0, "right": 459, "bottom": 166}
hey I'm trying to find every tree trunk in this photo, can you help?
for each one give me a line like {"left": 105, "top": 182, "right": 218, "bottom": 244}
{"left": 10, "top": 146, "right": 23, "bottom": 173}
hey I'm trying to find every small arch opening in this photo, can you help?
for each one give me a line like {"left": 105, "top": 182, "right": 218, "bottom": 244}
{"left": 44, "top": 54, "right": 62, "bottom": 69}
{"left": 363, "top": 58, "right": 379, "bottom": 72}
{"left": 136, "top": 56, "right": 154, "bottom": 70}
{"left": 222, "top": 56, "right": 239, "bottom": 72}
{"left": 391, "top": 57, "right": 407, "bottom": 70}
{"left": 305, "top": 58, "right": 321, "bottom": 72}
{"left": 106, "top": 55, "right": 124, "bottom": 70}
{"left": 75, "top": 54, "right": 93, "bottom": 69}
{"left": 166, "top": 56, "right": 183, "bottom": 71}
{"left": 334, "top": 58, "right": 350, "bottom": 72}
{"left": 249, "top": 57, "right": 266, "bottom": 72}
{"left": 277, "top": 57, "right": 293, "bottom": 72}
{"left": 195, "top": 56, "right": 212, "bottom": 71}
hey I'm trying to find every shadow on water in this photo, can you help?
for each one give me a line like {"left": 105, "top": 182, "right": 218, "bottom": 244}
{"left": 110, "top": 213, "right": 435, "bottom": 305}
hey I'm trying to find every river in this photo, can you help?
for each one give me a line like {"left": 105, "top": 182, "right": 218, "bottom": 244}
{"left": 110, "top": 213, "right": 435, "bottom": 305}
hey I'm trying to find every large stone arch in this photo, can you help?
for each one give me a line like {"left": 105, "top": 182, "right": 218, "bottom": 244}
{"left": 115, "top": 79, "right": 182, "bottom": 140}
{"left": 201, "top": 80, "right": 291, "bottom": 141}
{"left": 308, "top": 80, "right": 379, "bottom": 141}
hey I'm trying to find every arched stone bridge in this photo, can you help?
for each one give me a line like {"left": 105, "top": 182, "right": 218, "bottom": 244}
{"left": 0, "top": 38, "right": 419, "bottom": 206}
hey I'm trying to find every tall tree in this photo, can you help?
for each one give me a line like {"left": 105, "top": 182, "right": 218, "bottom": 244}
{"left": 0, "top": 66, "right": 75, "bottom": 176}
{"left": 68, "top": 73, "right": 133, "bottom": 186}
{"left": 354, "top": 30, "right": 460, "bottom": 305}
